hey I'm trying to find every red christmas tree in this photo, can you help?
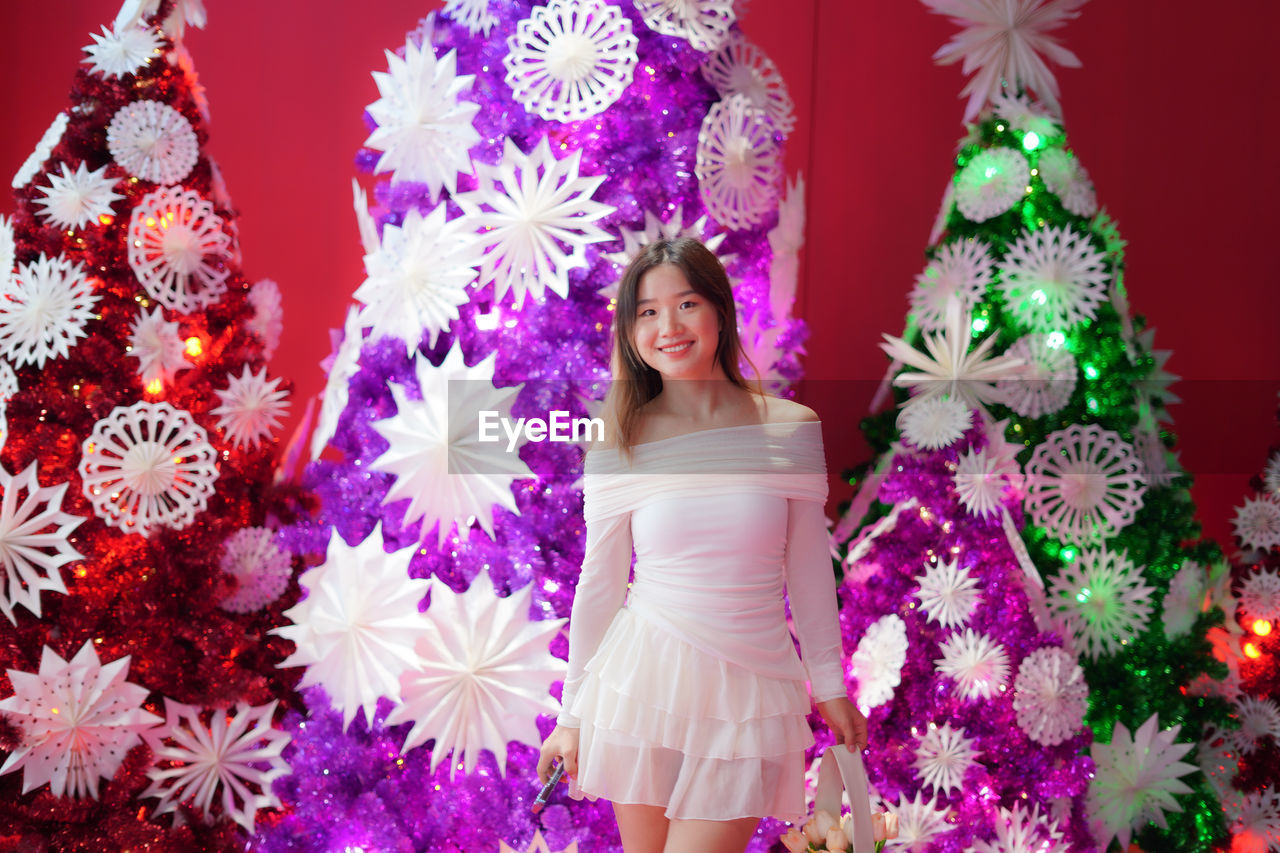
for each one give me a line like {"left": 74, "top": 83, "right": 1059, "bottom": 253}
{"left": 0, "top": 2, "right": 301, "bottom": 848}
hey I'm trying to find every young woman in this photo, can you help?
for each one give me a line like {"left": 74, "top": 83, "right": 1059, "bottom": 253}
{"left": 537, "top": 238, "right": 866, "bottom": 853}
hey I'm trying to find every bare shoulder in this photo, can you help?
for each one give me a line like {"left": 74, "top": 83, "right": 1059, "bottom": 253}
{"left": 759, "top": 396, "right": 820, "bottom": 425}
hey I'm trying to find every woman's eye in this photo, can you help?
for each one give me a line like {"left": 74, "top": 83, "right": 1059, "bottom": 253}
{"left": 681, "top": 300, "right": 696, "bottom": 309}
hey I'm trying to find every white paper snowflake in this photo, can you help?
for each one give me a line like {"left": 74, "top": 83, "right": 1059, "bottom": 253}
{"left": 273, "top": 526, "right": 429, "bottom": 729}
{"left": 126, "top": 306, "right": 188, "bottom": 388}
{"left": 897, "top": 395, "right": 971, "bottom": 450}
{"left": 991, "top": 91, "right": 1061, "bottom": 139}
{"left": 106, "top": 100, "right": 198, "bottom": 185}
{"left": 914, "top": 721, "right": 978, "bottom": 796}
{"left": 0, "top": 461, "right": 83, "bottom": 624}
{"left": 355, "top": 204, "right": 480, "bottom": 353}
{"left": 737, "top": 309, "right": 786, "bottom": 389}
{"left": 910, "top": 238, "right": 995, "bottom": 332}
{"left": 1, "top": 214, "right": 14, "bottom": 275}
{"left": 696, "top": 94, "right": 781, "bottom": 231}
{"left": 371, "top": 350, "right": 535, "bottom": 546}
{"left": 1037, "top": 147, "right": 1097, "bottom": 217}
{"left": 889, "top": 789, "right": 952, "bottom": 849}
{"left": 1132, "top": 427, "right": 1178, "bottom": 490}
{"left": 0, "top": 642, "right": 161, "bottom": 799}
{"left": 12, "top": 113, "right": 68, "bottom": 190}
{"left": 444, "top": 0, "right": 498, "bottom": 35}
{"left": 997, "top": 224, "right": 1109, "bottom": 332}
{"left": 1240, "top": 568, "right": 1280, "bottom": 622}
{"left": 935, "top": 628, "right": 1010, "bottom": 700}
{"left": 1089, "top": 713, "right": 1197, "bottom": 850}
{"left": 1025, "top": 424, "right": 1146, "bottom": 545}
{"left": 1265, "top": 452, "right": 1280, "bottom": 496}
{"left": 1047, "top": 546, "right": 1153, "bottom": 659}
{"left": 955, "top": 147, "right": 1030, "bottom": 222}
{"left": 218, "top": 527, "right": 292, "bottom": 614}
{"left": 1234, "top": 697, "right": 1280, "bottom": 754}
{"left": 32, "top": 161, "right": 123, "bottom": 231}
{"left": 504, "top": 0, "right": 638, "bottom": 122}
{"left": 454, "top": 136, "right": 614, "bottom": 307}
{"left": 1158, "top": 560, "right": 1207, "bottom": 641}
{"left": 928, "top": 180, "right": 957, "bottom": 247}
{"left": 634, "top": 0, "right": 735, "bottom": 52}
{"left": 882, "top": 297, "right": 1024, "bottom": 418}
{"left": 246, "top": 278, "right": 283, "bottom": 360}
{"left": 387, "top": 572, "right": 565, "bottom": 775}
{"left": 365, "top": 40, "right": 480, "bottom": 197}
{"left": 0, "top": 360, "right": 16, "bottom": 449}
{"left": 767, "top": 173, "right": 805, "bottom": 319}
{"left": 954, "top": 419, "right": 1024, "bottom": 517}
{"left": 1196, "top": 723, "right": 1240, "bottom": 803}
{"left": 1233, "top": 495, "right": 1280, "bottom": 552}
{"left": 78, "top": 401, "right": 219, "bottom": 537}
{"left": 972, "top": 802, "right": 1066, "bottom": 853}
{"left": 82, "top": 23, "right": 162, "bottom": 78}
{"left": 702, "top": 33, "right": 795, "bottom": 136}
{"left": 141, "top": 699, "right": 290, "bottom": 832}
{"left": 311, "top": 307, "right": 364, "bottom": 459}
{"left": 996, "top": 333, "right": 1076, "bottom": 418}
{"left": 600, "top": 205, "right": 729, "bottom": 298}
{"left": 1, "top": 253, "right": 100, "bottom": 369}
{"left": 923, "top": 0, "right": 1086, "bottom": 120}
{"left": 211, "top": 366, "right": 289, "bottom": 451}
{"left": 849, "top": 614, "right": 908, "bottom": 709}
{"left": 1012, "top": 646, "right": 1086, "bottom": 746}
{"left": 114, "top": 0, "right": 207, "bottom": 39}
{"left": 1132, "top": 327, "right": 1181, "bottom": 429}
{"left": 127, "top": 186, "right": 232, "bottom": 313}
{"left": 914, "top": 559, "right": 981, "bottom": 630}
{"left": 1226, "top": 788, "right": 1280, "bottom": 853}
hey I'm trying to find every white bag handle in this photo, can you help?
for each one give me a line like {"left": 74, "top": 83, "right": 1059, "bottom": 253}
{"left": 814, "top": 744, "right": 875, "bottom": 853}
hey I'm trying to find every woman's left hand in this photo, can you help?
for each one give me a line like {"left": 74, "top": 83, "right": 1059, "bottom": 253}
{"left": 815, "top": 696, "right": 868, "bottom": 751}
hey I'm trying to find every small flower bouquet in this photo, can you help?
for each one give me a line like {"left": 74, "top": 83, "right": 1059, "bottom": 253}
{"left": 780, "top": 808, "right": 899, "bottom": 852}
{"left": 780, "top": 745, "right": 897, "bottom": 852}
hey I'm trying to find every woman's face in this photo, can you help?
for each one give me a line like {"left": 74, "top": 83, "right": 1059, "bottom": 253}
{"left": 632, "top": 263, "right": 723, "bottom": 382}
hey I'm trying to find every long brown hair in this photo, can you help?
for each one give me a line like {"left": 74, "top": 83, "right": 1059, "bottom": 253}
{"left": 604, "top": 238, "right": 758, "bottom": 454}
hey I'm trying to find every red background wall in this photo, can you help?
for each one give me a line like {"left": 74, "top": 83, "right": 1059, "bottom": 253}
{"left": 3, "top": 1, "right": 1277, "bottom": 544}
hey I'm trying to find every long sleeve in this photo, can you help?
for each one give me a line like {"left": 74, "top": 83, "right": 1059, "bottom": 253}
{"left": 784, "top": 498, "right": 848, "bottom": 704}
{"left": 557, "top": 508, "right": 633, "bottom": 727}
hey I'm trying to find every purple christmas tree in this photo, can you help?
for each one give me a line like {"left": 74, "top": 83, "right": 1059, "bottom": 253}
{"left": 255, "top": 1, "right": 809, "bottom": 850}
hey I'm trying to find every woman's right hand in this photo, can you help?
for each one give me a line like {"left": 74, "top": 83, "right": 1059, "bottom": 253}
{"left": 537, "top": 724, "right": 580, "bottom": 786}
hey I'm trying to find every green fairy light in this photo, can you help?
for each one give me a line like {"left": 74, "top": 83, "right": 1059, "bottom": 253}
{"left": 972, "top": 317, "right": 989, "bottom": 334}
{"left": 1086, "top": 397, "right": 1099, "bottom": 413}
{"left": 1046, "top": 331, "right": 1066, "bottom": 349}
{"left": 1060, "top": 547, "right": 1077, "bottom": 563}
{"left": 1083, "top": 364, "right": 1099, "bottom": 380}
{"left": 1023, "top": 131, "right": 1042, "bottom": 150}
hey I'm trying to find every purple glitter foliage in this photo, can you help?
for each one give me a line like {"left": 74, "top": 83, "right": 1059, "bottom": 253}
{"left": 254, "top": 689, "right": 620, "bottom": 853}
{"left": 837, "top": 419, "right": 1095, "bottom": 850}
{"left": 268, "top": 0, "right": 807, "bottom": 848}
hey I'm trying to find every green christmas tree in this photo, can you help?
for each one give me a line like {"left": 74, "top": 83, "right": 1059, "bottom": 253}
{"left": 833, "top": 2, "right": 1231, "bottom": 850}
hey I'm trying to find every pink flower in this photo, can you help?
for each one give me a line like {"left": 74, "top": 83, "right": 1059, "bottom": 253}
{"left": 815, "top": 810, "right": 839, "bottom": 837}
{"left": 826, "top": 826, "right": 851, "bottom": 851}
{"left": 871, "top": 813, "right": 885, "bottom": 842}
{"left": 781, "top": 828, "right": 808, "bottom": 853}
{"left": 803, "top": 818, "right": 824, "bottom": 844}
{"left": 884, "top": 812, "right": 899, "bottom": 839}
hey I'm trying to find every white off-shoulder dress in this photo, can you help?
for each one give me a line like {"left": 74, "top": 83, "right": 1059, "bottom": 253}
{"left": 557, "top": 420, "right": 846, "bottom": 823}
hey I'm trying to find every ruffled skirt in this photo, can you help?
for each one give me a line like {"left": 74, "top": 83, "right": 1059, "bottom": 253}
{"left": 568, "top": 607, "right": 813, "bottom": 822}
